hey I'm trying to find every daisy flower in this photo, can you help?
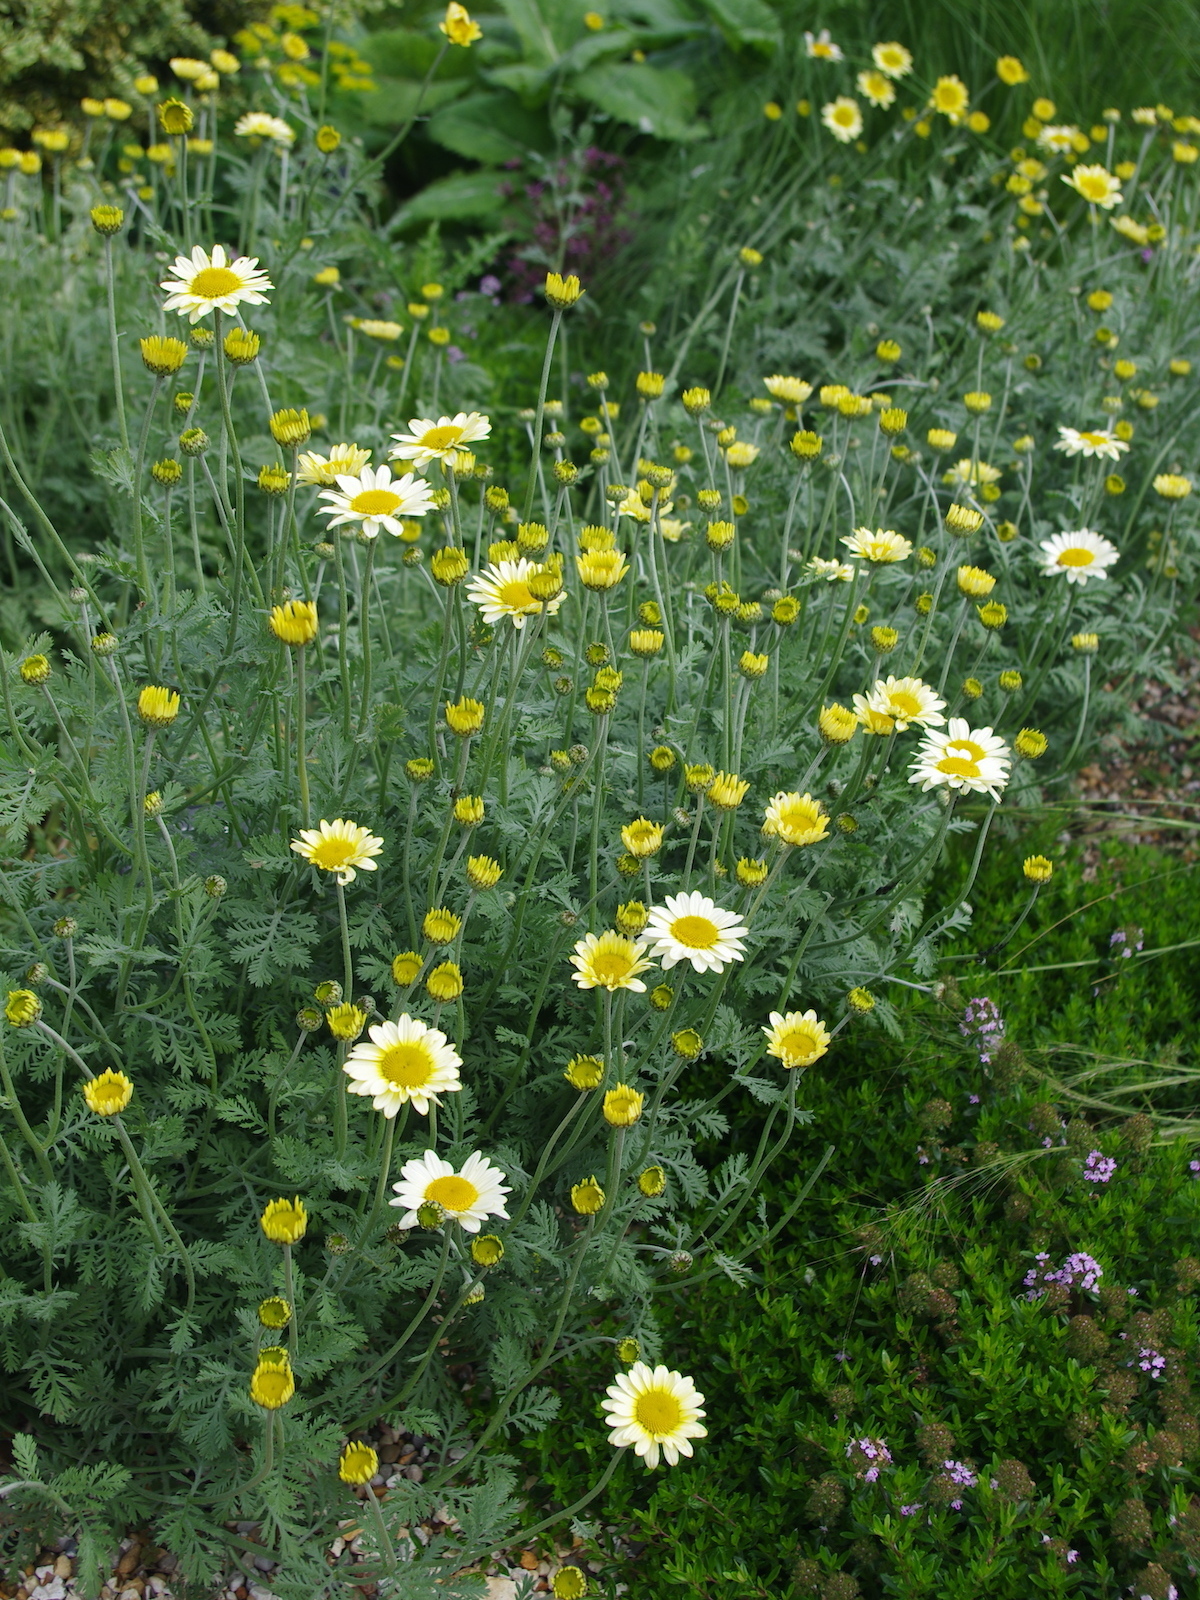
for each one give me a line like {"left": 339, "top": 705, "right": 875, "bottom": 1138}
{"left": 945, "top": 458, "right": 1001, "bottom": 485}
{"left": 390, "top": 1149, "right": 509, "bottom": 1232}
{"left": 160, "top": 243, "right": 273, "bottom": 323}
{"left": 290, "top": 818, "right": 383, "bottom": 884}
{"left": 929, "top": 75, "right": 970, "bottom": 122}
{"left": 859, "top": 676, "right": 946, "bottom": 732}
{"left": 872, "top": 41, "right": 913, "bottom": 78}
{"left": 1054, "top": 426, "right": 1128, "bottom": 461}
{"left": 762, "top": 791, "right": 829, "bottom": 847}
{"left": 343, "top": 1015, "right": 462, "bottom": 1118}
{"left": 806, "top": 557, "right": 854, "bottom": 582}
{"left": 569, "top": 930, "right": 653, "bottom": 992}
{"left": 909, "top": 719, "right": 1011, "bottom": 801}
{"left": 234, "top": 112, "right": 295, "bottom": 145}
{"left": 762, "top": 1010, "right": 831, "bottom": 1068}
{"left": 763, "top": 375, "right": 812, "bottom": 403}
{"left": 842, "top": 527, "right": 912, "bottom": 563}
{"left": 644, "top": 891, "right": 748, "bottom": 974}
{"left": 1062, "top": 164, "right": 1122, "bottom": 208}
{"left": 296, "top": 443, "right": 371, "bottom": 486}
{"left": 857, "top": 70, "right": 896, "bottom": 109}
{"left": 1037, "top": 124, "right": 1078, "bottom": 154}
{"left": 317, "top": 463, "right": 435, "bottom": 538}
{"left": 390, "top": 412, "right": 491, "bottom": 470}
{"left": 822, "top": 97, "right": 862, "bottom": 144}
{"left": 467, "top": 558, "right": 564, "bottom": 629}
{"left": 1038, "top": 529, "right": 1120, "bottom": 584}
{"left": 805, "top": 29, "right": 843, "bottom": 60}
{"left": 603, "top": 1361, "right": 707, "bottom": 1470}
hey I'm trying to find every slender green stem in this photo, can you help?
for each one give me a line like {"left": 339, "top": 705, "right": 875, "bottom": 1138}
{"left": 104, "top": 237, "right": 129, "bottom": 452}
{"left": 523, "top": 309, "right": 563, "bottom": 522}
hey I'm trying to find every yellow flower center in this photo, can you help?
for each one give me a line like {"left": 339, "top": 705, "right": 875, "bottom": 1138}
{"left": 1057, "top": 546, "right": 1096, "bottom": 567}
{"left": 1078, "top": 175, "right": 1110, "bottom": 200}
{"left": 189, "top": 266, "right": 244, "bottom": 298}
{"left": 497, "top": 578, "right": 536, "bottom": 611}
{"left": 633, "top": 1388, "right": 685, "bottom": 1436}
{"left": 779, "top": 1028, "right": 820, "bottom": 1064}
{"left": 1079, "top": 432, "right": 1109, "bottom": 447}
{"left": 420, "top": 424, "right": 465, "bottom": 451}
{"left": 350, "top": 488, "right": 401, "bottom": 515}
{"left": 833, "top": 106, "right": 855, "bottom": 125}
{"left": 377, "top": 1041, "right": 435, "bottom": 1088}
{"left": 670, "top": 914, "right": 720, "bottom": 950}
{"left": 591, "top": 949, "right": 637, "bottom": 983}
{"left": 813, "top": 43, "right": 835, "bottom": 58}
{"left": 937, "top": 755, "right": 983, "bottom": 779}
{"left": 310, "top": 838, "right": 356, "bottom": 870}
{"left": 426, "top": 1174, "right": 479, "bottom": 1212}
{"left": 887, "top": 690, "right": 923, "bottom": 718}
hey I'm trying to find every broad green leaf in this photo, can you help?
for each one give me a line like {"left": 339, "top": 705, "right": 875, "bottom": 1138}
{"left": 573, "top": 61, "right": 705, "bottom": 140}
{"left": 695, "top": 0, "right": 780, "bottom": 49}
{"left": 390, "top": 170, "right": 509, "bottom": 228}
{"left": 426, "top": 92, "right": 552, "bottom": 162}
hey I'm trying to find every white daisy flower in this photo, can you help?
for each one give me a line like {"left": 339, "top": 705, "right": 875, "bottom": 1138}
{"left": 343, "top": 1014, "right": 462, "bottom": 1118}
{"left": 841, "top": 527, "right": 912, "bottom": 563}
{"left": 234, "top": 112, "right": 295, "bottom": 145}
{"left": 762, "top": 1009, "right": 831, "bottom": 1068}
{"left": 1053, "top": 426, "right": 1128, "bottom": 461}
{"left": 290, "top": 817, "right": 383, "bottom": 883}
{"left": 390, "top": 1149, "right": 510, "bottom": 1233}
{"left": 159, "top": 243, "right": 273, "bottom": 324}
{"left": 805, "top": 28, "right": 843, "bottom": 61}
{"left": 872, "top": 41, "right": 913, "bottom": 79}
{"left": 644, "top": 891, "right": 748, "bottom": 975}
{"left": 390, "top": 412, "right": 491, "bottom": 470}
{"left": 909, "top": 718, "right": 1011, "bottom": 801}
{"left": 603, "top": 1361, "right": 707, "bottom": 1470}
{"left": 317, "top": 463, "right": 435, "bottom": 539}
{"left": 822, "top": 96, "right": 863, "bottom": 144}
{"left": 806, "top": 557, "right": 855, "bottom": 582}
{"left": 945, "top": 458, "right": 1001, "bottom": 485}
{"left": 466, "top": 558, "right": 565, "bottom": 630}
{"left": 296, "top": 443, "right": 372, "bottom": 486}
{"left": 1038, "top": 528, "right": 1120, "bottom": 584}
{"left": 860, "top": 676, "right": 946, "bottom": 732}
{"left": 1037, "top": 124, "right": 1079, "bottom": 153}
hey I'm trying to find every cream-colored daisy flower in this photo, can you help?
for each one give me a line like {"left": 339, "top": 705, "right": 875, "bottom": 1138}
{"left": 762, "top": 1009, "right": 831, "bottom": 1068}
{"left": 644, "top": 891, "right": 748, "bottom": 975}
{"left": 603, "top": 1361, "right": 707, "bottom": 1470}
{"left": 822, "top": 96, "right": 863, "bottom": 144}
{"left": 762, "top": 791, "right": 829, "bottom": 847}
{"left": 1062, "top": 164, "right": 1122, "bottom": 209}
{"left": 390, "top": 1149, "right": 509, "bottom": 1232}
{"left": 343, "top": 1014, "right": 462, "bottom": 1118}
{"left": 872, "top": 41, "right": 913, "bottom": 79}
{"left": 290, "top": 818, "right": 383, "bottom": 884}
{"left": 317, "top": 463, "right": 435, "bottom": 538}
{"left": 569, "top": 930, "right": 653, "bottom": 993}
{"left": 1054, "top": 426, "right": 1128, "bottom": 461}
{"left": 857, "top": 70, "right": 896, "bottom": 109}
{"left": 909, "top": 718, "right": 1011, "bottom": 801}
{"left": 467, "top": 558, "right": 565, "bottom": 629}
{"left": 160, "top": 243, "right": 273, "bottom": 323}
{"left": 805, "top": 28, "right": 843, "bottom": 61}
{"left": 390, "top": 412, "right": 491, "bottom": 470}
{"left": 945, "top": 458, "right": 1001, "bottom": 486}
{"left": 841, "top": 527, "right": 912, "bottom": 563}
{"left": 1037, "top": 124, "right": 1079, "bottom": 153}
{"left": 296, "top": 443, "right": 371, "bottom": 486}
{"left": 234, "top": 111, "right": 295, "bottom": 145}
{"left": 1038, "top": 528, "right": 1119, "bottom": 584}
{"left": 860, "top": 675, "right": 946, "bottom": 732}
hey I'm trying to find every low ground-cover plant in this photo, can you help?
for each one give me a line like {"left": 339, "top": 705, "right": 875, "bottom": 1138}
{"left": 0, "top": 7, "right": 1199, "bottom": 1595}
{"left": 517, "top": 842, "right": 1200, "bottom": 1598}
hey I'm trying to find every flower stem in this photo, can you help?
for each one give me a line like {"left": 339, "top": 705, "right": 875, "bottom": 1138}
{"left": 103, "top": 238, "right": 129, "bottom": 452}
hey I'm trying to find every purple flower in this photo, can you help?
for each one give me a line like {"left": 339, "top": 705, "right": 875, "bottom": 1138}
{"left": 1189, "top": 1159, "right": 1200, "bottom": 1178}
{"left": 1082, "top": 1150, "right": 1117, "bottom": 1184}
{"left": 943, "top": 1459, "right": 977, "bottom": 1488}
{"left": 1024, "top": 1250, "right": 1103, "bottom": 1297}
{"left": 899, "top": 1503, "right": 923, "bottom": 1516}
{"left": 1109, "top": 924, "right": 1144, "bottom": 958}
{"left": 445, "top": 345, "right": 466, "bottom": 365}
{"left": 479, "top": 274, "right": 501, "bottom": 297}
{"left": 845, "top": 1436, "right": 892, "bottom": 1482}
{"left": 1132, "top": 1346, "right": 1166, "bottom": 1376}
{"left": 961, "top": 997, "right": 1005, "bottom": 1062}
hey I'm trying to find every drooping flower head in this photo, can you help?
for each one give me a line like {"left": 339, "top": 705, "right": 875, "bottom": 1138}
{"left": 390, "top": 412, "right": 490, "bottom": 470}
{"left": 909, "top": 719, "right": 1011, "bottom": 801}
{"left": 344, "top": 1015, "right": 463, "bottom": 1118}
{"left": 842, "top": 527, "right": 912, "bottom": 563}
{"left": 603, "top": 1361, "right": 707, "bottom": 1470}
{"left": 318, "top": 464, "right": 435, "bottom": 538}
{"left": 235, "top": 112, "right": 295, "bottom": 145}
{"left": 296, "top": 443, "right": 372, "bottom": 485}
{"left": 160, "top": 243, "right": 273, "bottom": 323}
{"left": 390, "top": 1149, "right": 510, "bottom": 1232}
{"left": 644, "top": 892, "right": 748, "bottom": 974}
{"left": 291, "top": 818, "right": 383, "bottom": 884}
